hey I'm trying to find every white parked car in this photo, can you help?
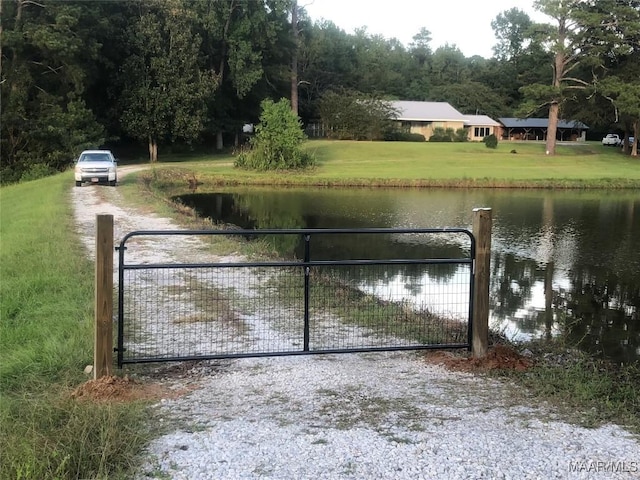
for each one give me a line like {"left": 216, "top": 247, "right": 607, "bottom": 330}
{"left": 601, "top": 134, "right": 622, "bottom": 146}
{"left": 74, "top": 150, "right": 117, "bottom": 187}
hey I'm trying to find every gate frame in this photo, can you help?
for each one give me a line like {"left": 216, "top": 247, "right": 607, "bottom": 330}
{"left": 93, "top": 212, "right": 492, "bottom": 376}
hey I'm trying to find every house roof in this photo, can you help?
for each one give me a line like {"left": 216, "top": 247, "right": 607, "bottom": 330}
{"left": 499, "top": 118, "right": 589, "bottom": 130}
{"left": 389, "top": 101, "right": 467, "bottom": 122}
{"left": 464, "top": 115, "right": 501, "bottom": 127}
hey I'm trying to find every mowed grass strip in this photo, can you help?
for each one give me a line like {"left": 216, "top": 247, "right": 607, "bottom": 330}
{"left": 305, "top": 141, "right": 637, "bottom": 180}
{"left": 129, "top": 140, "right": 640, "bottom": 188}
{"left": 0, "top": 173, "right": 150, "bottom": 480}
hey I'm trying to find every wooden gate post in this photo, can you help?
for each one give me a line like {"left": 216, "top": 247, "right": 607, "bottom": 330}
{"left": 472, "top": 208, "right": 492, "bottom": 358}
{"left": 94, "top": 214, "right": 114, "bottom": 379}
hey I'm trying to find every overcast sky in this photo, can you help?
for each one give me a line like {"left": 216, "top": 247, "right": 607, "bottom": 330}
{"left": 302, "top": 0, "right": 551, "bottom": 58}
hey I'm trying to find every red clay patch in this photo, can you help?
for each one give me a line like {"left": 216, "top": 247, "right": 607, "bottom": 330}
{"left": 71, "top": 375, "right": 188, "bottom": 403}
{"left": 423, "top": 345, "right": 533, "bottom": 372}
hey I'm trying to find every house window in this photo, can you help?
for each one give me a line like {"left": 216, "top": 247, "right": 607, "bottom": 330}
{"left": 474, "top": 127, "right": 491, "bottom": 137}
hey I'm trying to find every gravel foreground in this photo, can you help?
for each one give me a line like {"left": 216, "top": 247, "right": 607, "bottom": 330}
{"left": 72, "top": 171, "right": 639, "bottom": 480}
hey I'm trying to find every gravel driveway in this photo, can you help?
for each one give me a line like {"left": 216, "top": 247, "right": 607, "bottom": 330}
{"left": 72, "top": 168, "right": 639, "bottom": 479}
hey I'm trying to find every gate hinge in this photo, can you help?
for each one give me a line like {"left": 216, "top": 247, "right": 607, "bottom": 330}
{"left": 115, "top": 246, "right": 126, "bottom": 252}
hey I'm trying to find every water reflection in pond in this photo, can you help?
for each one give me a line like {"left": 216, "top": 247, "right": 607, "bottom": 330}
{"left": 175, "top": 187, "right": 640, "bottom": 365}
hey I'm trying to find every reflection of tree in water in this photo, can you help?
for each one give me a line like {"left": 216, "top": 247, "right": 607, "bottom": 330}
{"left": 322, "top": 262, "right": 461, "bottom": 289}
{"left": 490, "top": 253, "right": 537, "bottom": 321}
{"left": 234, "top": 193, "right": 305, "bottom": 254}
{"left": 490, "top": 252, "right": 639, "bottom": 364}
{"left": 561, "top": 269, "right": 640, "bottom": 365}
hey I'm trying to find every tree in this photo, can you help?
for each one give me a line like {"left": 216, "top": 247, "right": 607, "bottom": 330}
{"left": 519, "top": 0, "right": 638, "bottom": 155}
{"left": 430, "top": 44, "right": 469, "bottom": 86}
{"left": 429, "top": 82, "right": 511, "bottom": 119}
{"left": 1, "top": 0, "right": 105, "bottom": 182}
{"left": 586, "top": 0, "right": 640, "bottom": 156}
{"left": 290, "top": 0, "right": 299, "bottom": 115}
{"left": 601, "top": 76, "right": 640, "bottom": 157}
{"left": 234, "top": 98, "right": 313, "bottom": 170}
{"left": 409, "top": 28, "right": 433, "bottom": 66}
{"left": 194, "top": 0, "right": 291, "bottom": 150}
{"left": 119, "top": 0, "right": 216, "bottom": 162}
{"left": 403, "top": 28, "right": 433, "bottom": 100}
{"left": 491, "top": 8, "right": 533, "bottom": 61}
{"left": 518, "top": 0, "right": 588, "bottom": 155}
{"left": 318, "top": 89, "right": 398, "bottom": 140}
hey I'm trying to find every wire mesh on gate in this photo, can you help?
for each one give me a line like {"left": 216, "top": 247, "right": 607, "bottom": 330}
{"left": 117, "top": 228, "right": 475, "bottom": 366}
{"left": 307, "top": 263, "right": 471, "bottom": 351}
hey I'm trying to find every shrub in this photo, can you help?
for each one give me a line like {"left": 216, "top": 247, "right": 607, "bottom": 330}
{"left": 234, "top": 98, "right": 314, "bottom": 171}
{"left": 384, "top": 131, "right": 426, "bottom": 142}
{"left": 19, "top": 163, "right": 56, "bottom": 182}
{"left": 429, "top": 127, "right": 455, "bottom": 142}
{"left": 484, "top": 134, "right": 498, "bottom": 149}
{"left": 454, "top": 128, "right": 469, "bottom": 142}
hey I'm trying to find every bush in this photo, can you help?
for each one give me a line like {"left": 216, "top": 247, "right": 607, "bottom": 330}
{"left": 19, "top": 163, "right": 56, "bottom": 182}
{"left": 484, "top": 134, "right": 498, "bottom": 149}
{"left": 454, "top": 128, "right": 469, "bottom": 142}
{"left": 234, "top": 98, "right": 314, "bottom": 171}
{"left": 384, "top": 131, "right": 426, "bottom": 142}
{"left": 429, "top": 127, "right": 455, "bottom": 142}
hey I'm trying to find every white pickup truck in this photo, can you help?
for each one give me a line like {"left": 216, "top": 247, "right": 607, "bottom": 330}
{"left": 602, "top": 134, "right": 622, "bottom": 146}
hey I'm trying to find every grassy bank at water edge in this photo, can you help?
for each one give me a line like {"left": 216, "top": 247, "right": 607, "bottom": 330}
{"left": 0, "top": 174, "right": 150, "bottom": 480}
{"left": 126, "top": 140, "right": 640, "bottom": 189}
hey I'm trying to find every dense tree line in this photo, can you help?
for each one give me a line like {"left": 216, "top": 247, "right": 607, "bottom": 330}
{"left": 1, "top": 0, "right": 638, "bottom": 182}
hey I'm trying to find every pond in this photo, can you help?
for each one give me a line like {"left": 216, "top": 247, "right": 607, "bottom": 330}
{"left": 175, "top": 187, "right": 640, "bottom": 365}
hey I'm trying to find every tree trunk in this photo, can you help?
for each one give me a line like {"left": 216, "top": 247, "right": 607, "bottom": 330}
{"left": 7, "top": 0, "right": 24, "bottom": 88}
{"left": 632, "top": 119, "right": 639, "bottom": 157}
{"left": 546, "top": 102, "right": 559, "bottom": 155}
{"left": 210, "top": 1, "right": 235, "bottom": 153}
{"left": 0, "top": 0, "right": 3, "bottom": 80}
{"left": 546, "top": 35, "right": 566, "bottom": 156}
{"left": 217, "top": 0, "right": 236, "bottom": 80}
{"left": 290, "top": 0, "right": 298, "bottom": 115}
{"left": 544, "top": 261, "right": 554, "bottom": 341}
{"left": 148, "top": 136, "right": 158, "bottom": 162}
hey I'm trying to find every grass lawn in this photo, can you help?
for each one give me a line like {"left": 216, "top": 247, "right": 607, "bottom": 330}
{"left": 0, "top": 175, "right": 150, "bottom": 480}
{"left": 132, "top": 140, "right": 640, "bottom": 188}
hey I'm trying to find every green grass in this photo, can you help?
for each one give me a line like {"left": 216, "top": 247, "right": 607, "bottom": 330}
{"left": 133, "top": 140, "right": 640, "bottom": 189}
{"left": 0, "top": 174, "right": 150, "bottom": 480}
{"left": 492, "top": 341, "right": 640, "bottom": 433}
{"left": 0, "top": 176, "right": 93, "bottom": 390}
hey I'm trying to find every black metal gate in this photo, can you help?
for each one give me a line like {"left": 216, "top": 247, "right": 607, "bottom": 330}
{"left": 116, "top": 228, "right": 475, "bottom": 367}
